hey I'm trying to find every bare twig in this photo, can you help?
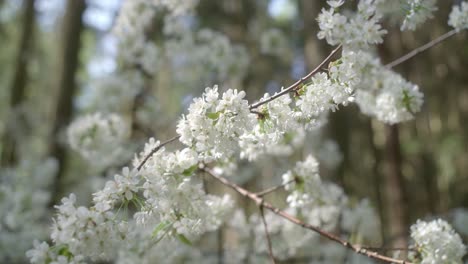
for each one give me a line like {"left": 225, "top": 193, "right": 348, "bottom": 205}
{"left": 386, "top": 29, "right": 457, "bottom": 69}
{"left": 360, "top": 246, "right": 416, "bottom": 252}
{"left": 259, "top": 204, "right": 277, "bottom": 264}
{"left": 203, "top": 167, "right": 413, "bottom": 264}
{"left": 255, "top": 179, "right": 294, "bottom": 197}
{"left": 249, "top": 45, "right": 342, "bottom": 110}
{"left": 136, "top": 135, "right": 180, "bottom": 171}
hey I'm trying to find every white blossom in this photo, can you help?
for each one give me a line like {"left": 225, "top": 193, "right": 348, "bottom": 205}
{"left": 296, "top": 72, "right": 353, "bottom": 119}
{"left": 67, "top": 113, "right": 130, "bottom": 168}
{"left": 317, "top": 2, "right": 387, "bottom": 49}
{"left": 448, "top": 2, "right": 468, "bottom": 32}
{"left": 400, "top": 0, "right": 437, "bottom": 31}
{"left": 411, "top": 219, "right": 466, "bottom": 264}
{"left": 177, "top": 86, "right": 255, "bottom": 161}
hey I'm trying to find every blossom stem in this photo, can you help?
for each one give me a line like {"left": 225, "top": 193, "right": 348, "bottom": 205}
{"left": 203, "top": 167, "right": 413, "bottom": 264}
{"left": 259, "top": 203, "right": 277, "bottom": 264}
{"left": 386, "top": 29, "right": 457, "bottom": 69}
{"left": 136, "top": 135, "right": 180, "bottom": 170}
{"left": 249, "top": 44, "right": 342, "bottom": 110}
{"left": 255, "top": 179, "right": 294, "bottom": 197}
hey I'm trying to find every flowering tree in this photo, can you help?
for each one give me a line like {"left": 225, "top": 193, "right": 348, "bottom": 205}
{"left": 1, "top": 0, "right": 468, "bottom": 263}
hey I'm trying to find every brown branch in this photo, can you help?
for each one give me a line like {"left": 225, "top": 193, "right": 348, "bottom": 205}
{"left": 136, "top": 135, "right": 180, "bottom": 171}
{"left": 255, "top": 179, "right": 294, "bottom": 197}
{"left": 259, "top": 204, "right": 277, "bottom": 264}
{"left": 249, "top": 45, "right": 342, "bottom": 110}
{"left": 360, "top": 246, "right": 416, "bottom": 252}
{"left": 202, "top": 167, "right": 413, "bottom": 264}
{"left": 386, "top": 29, "right": 457, "bottom": 69}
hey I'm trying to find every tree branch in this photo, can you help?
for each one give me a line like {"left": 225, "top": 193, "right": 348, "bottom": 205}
{"left": 202, "top": 167, "right": 413, "bottom": 264}
{"left": 136, "top": 135, "right": 180, "bottom": 171}
{"left": 386, "top": 29, "right": 457, "bottom": 69}
{"left": 249, "top": 45, "right": 342, "bottom": 110}
{"left": 259, "top": 203, "right": 276, "bottom": 264}
{"left": 255, "top": 179, "right": 294, "bottom": 197}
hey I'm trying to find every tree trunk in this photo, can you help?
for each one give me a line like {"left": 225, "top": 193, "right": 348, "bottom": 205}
{"left": 385, "top": 124, "right": 409, "bottom": 247}
{"left": 49, "top": 0, "right": 86, "bottom": 205}
{"left": 1, "top": 0, "right": 35, "bottom": 166}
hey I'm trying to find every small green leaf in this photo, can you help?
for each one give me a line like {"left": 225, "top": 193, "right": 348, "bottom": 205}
{"left": 182, "top": 165, "right": 198, "bottom": 176}
{"left": 176, "top": 234, "right": 192, "bottom": 246}
{"left": 206, "top": 112, "right": 220, "bottom": 120}
{"left": 57, "top": 246, "right": 73, "bottom": 259}
{"left": 152, "top": 221, "right": 172, "bottom": 238}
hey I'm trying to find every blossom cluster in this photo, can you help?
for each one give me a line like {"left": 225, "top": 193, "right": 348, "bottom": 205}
{"left": 0, "top": 158, "right": 57, "bottom": 262}
{"left": 350, "top": 51, "right": 424, "bottom": 124}
{"left": 410, "top": 219, "right": 466, "bottom": 263}
{"left": 317, "top": 0, "right": 387, "bottom": 49}
{"left": 223, "top": 156, "right": 381, "bottom": 262}
{"left": 177, "top": 86, "right": 255, "bottom": 161}
{"left": 449, "top": 1, "right": 468, "bottom": 32}
{"left": 67, "top": 113, "right": 130, "bottom": 168}
{"left": 317, "top": 1, "right": 425, "bottom": 124}
{"left": 400, "top": 0, "right": 437, "bottom": 31}
{"left": 282, "top": 155, "right": 347, "bottom": 229}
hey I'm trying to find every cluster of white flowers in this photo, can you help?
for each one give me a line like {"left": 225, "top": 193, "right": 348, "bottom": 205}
{"left": 340, "top": 49, "right": 424, "bottom": 124}
{"left": 239, "top": 93, "right": 303, "bottom": 160}
{"left": 317, "top": 0, "right": 387, "bottom": 49}
{"left": 164, "top": 29, "right": 250, "bottom": 87}
{"left": 0, "top": 158, "right": 57, "bottom": 262}
{"left": 67, "top": 113, "right": 130, "bottom": 168}
{"left": 296, "top": 72, "right": 353, "bottom": 119}
{"left": 136, "top": 143, "right": 234, "bottom": 238}
{"left": 282, "top": 155, "right": 347, "bottom": 229}
{"left": 113, "top": 0, "right": 159, "bottom": 74}
{"left": 177, "top": 86, "right": 255, "bottom": 161}
{"left": 410, "top": 219, "right": 466, "bottom": 264}
{"left": 449, "top": 1, "right": 468, "bottom": 32}
{"left": 400, "top": 0, "right": 437, "bottom": 31}
{"left": 317, "top": 1, "right": 426, "bottom": 124}
{"left": 224, "top": 187, "right": 380, "bottom": 262}
{"left": 84, "top": 72, "right": 143, "bottom": 113}
{"left": 27, "top": 136, "right": 235, "bottom": 263}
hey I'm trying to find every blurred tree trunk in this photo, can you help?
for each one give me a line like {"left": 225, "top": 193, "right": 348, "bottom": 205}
{"left": 49, "top": 0, "right": 86, "bottom": 205}
{"left": 365, "top": 120, "right": 386, "bottom": 242}
{"left": 385, "top": 124, "right": 409, "bottom": 247}
{"left": 1, "top": 0, "right": 35, "bottom": 166}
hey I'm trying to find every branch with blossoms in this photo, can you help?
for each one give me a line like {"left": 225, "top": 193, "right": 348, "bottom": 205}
{"left": 26, "top": 1, "right": 468, "bottom": 264}
{"left": 202, "top": 167, "right": 413, "bottom": 264}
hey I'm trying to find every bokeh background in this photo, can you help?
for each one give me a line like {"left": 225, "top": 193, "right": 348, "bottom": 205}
{"left": 1, "top": 0, "right": 467, "bottom": 263}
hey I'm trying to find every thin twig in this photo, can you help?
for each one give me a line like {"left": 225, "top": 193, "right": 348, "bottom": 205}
{"left": 136, "top": 135, "right": 180, "bottom": 171}
{"left": 249, "top": 45, "right": 342, "bottom": 110}
{"left": 255, "top": 179, "right": 294, "bottom": 197}
{"left": 203, "top": 167, "right": 413, "bottom": 264}
{"left": 259, "top": 204, "right": 277, "bottom": 264}
{"left": 360, "top": 246, "right": 416, "bottom": 252}
{"left": 386, "top": 29, "right": 457, "bottom": 69}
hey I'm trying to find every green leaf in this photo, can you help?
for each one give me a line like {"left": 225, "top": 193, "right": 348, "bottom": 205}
{"left": 176, "top": 234, "right": 192, "bottom": 246}
{"left": 152, "top": 221, "right": 172, "bottom": 238}
{"left": 182, "top": 165, "right": 198, "bottom": 176}
{"left": 206, "top": 112, "right": 220, "bottom": 120}
{"left": 57, "top": 246, "right": 73, "bottom": 259}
